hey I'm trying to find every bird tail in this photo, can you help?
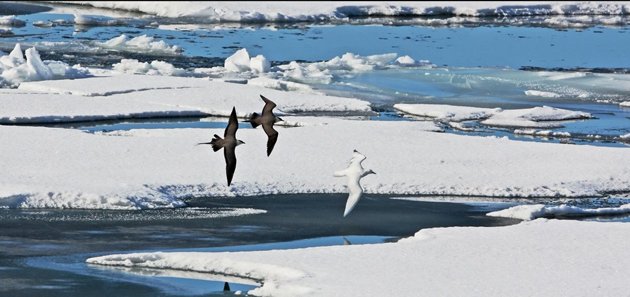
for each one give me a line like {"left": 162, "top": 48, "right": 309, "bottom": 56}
{"left": 198, "top": 134, "right": 223, "bottom": 152}
{"left": 209, "top": 134, "right": 223, "bottom": 152}
{"left": 248, "top": 112, "right": 261, "bottom": 128}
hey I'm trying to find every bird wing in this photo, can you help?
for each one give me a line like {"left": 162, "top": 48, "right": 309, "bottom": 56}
{"left": 343, "top": 179, "right": 363, "bottom": 217}
{"left": 260, "top": 95, "right": 277, "bottom": 115}
{"left": 262, "top": 123, "right": 278, "bottom": 156}
{"left": 225, "top": 107, "right": 239, "bottom": 137}
{"left": 333, "top": 169, "right": 348, "bottom": 177}
{"left": 224, "top": 145, "right": 237, "bottom": 186}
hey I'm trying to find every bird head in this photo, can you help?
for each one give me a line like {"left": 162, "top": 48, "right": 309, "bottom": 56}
{"left": 237, "top": 140, "right": 246, "bottom": 146}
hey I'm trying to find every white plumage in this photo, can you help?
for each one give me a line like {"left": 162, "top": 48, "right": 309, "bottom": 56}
{"left": 334, "top": 150, "right": 376, "bottom": 217}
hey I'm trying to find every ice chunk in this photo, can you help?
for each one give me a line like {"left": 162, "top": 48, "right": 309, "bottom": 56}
{"left": 0, "top": 15, "right": 25, "bottom": 27}
{"left": 99, "top": 34, "right": 182, "bottom": 55}
{"left": 249, "top": 54, "right": 270, "bottom": 73}
{"left": 112, "top": 59, "right": 187, "bottom": 76}
{"left": 224, "top": 48, "right": 252, "bottom": 72}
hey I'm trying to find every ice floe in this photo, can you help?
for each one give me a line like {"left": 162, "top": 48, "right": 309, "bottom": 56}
{"left": 112, "top": 59, "right": 187, "bottom": 76}
{"left": 73, "top": 14, "right": 126, "bottom": 26}
{"left": 98, "top": 34, "right": 183, "bottom": 55}
{"left": 0, "top": 84, "right": 628, "bottom": 209}
{"left": 2, "top": 74, "right": 369, "bottom": 124}
{"left": 487, "top": 203, "right": 630, "bottom": 220}
{"left": 0, "top": 15, "right": 25, "bottom": 27}
{"left": 86, "top": 219, "right": 630, "bottom": 296}
{"left": 394, "top": 104, "right": 591, "bottom": 128}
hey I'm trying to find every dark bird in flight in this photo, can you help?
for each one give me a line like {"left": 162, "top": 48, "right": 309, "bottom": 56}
{"left": 247, "top": 95, "right": 283, "bottom": 156}
{"left": 198, "top": 107, "right": 245, "bottom": 186}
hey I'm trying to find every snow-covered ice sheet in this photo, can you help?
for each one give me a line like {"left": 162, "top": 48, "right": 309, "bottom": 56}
{"left": 1, "top": 111, "right": 629, "bottom": 209}
{"left": 87, "top": 219, "right": 630, "bottom": 297}
{"left": 67, "top": 2, "right": 630, "bottom": 22}
{"left": 2, "top": 74, "right": 370, "bottom": 124}
{"left": 487, "top": 203, "right": 630, "bottom": 220}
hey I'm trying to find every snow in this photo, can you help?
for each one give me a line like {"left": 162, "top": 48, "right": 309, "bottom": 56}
{"left": 98, "top": 34, "right": 182, "bottom": 55}
{"left": 1, "top": 75, "right": 629, "bottom": 209}
{"left": 620, "top": 101, "right": 630, "bottom": 107}
{"left": 0, "top": 44, "right": 90, "bottom": 87}
{"left": 86, "top": 219, "right": 630, "bottom": 296}
{"left": 487, "top": 203, "right": 630, "bottom": 220}
{"left": 67, "top": 2, "right": 630, "bottom": 23}
{"left": 394, "top": 104, "right": 591, "bottom": 128}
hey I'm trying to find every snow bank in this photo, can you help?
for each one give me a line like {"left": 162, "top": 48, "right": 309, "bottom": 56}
{"left": 487, "top": 203, "right": 630, "bottom": 220}
{"left": 98, "top": 34, "right": 182, "bottom": 55}
{"left": 394, "top": 104, "right": 592, "bottom": 128}
{"left": 67, "top": 2, "right": 630, "bottom": 22}
{"left": 86, "top": 219, "right": 630, "bottom": 297}
{"left": 0, "top": 44, "right": 90, "bottom": 87}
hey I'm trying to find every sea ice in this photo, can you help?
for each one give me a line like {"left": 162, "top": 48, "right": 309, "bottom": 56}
{"left": 394, "top": 104, "right": 591, "bottom": 129}
{"left": 86, "top": 219, "right": 630, "bottom": 297}
{"left": 0, "top": 44, "right": 90, "bottom": 87}
{"left": 98, "top": 34, "right": 182, "bottom": 55}
{"left": 487, "top": 203, "right": 630, "bottom": 220}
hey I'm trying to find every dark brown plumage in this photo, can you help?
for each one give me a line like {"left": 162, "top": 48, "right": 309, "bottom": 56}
{"left": 198, "top": 107, "right": 244, "bottom": 186}
{"left": 248, "top": 95, "right": 283, "bottom": 156}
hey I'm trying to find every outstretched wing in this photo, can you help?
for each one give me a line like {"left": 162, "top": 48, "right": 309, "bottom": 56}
{"left": 262, "top": 123, "right": 278, "bottom": 156}
{"left": 225, "top": 107, "right": 239, "bottom": 137}
{"left": 224, "top": 146, "right": 237, "bottom": 186}
{"left": 343, "top": 180, "right": 363, "bottom": 217}
{"left": 260, "top": 95, "right": 277, "bottom": 115}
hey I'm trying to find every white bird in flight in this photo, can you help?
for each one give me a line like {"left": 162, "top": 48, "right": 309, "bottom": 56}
{"left": 334, "top": 150, "right": 376, "bottom": 217}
